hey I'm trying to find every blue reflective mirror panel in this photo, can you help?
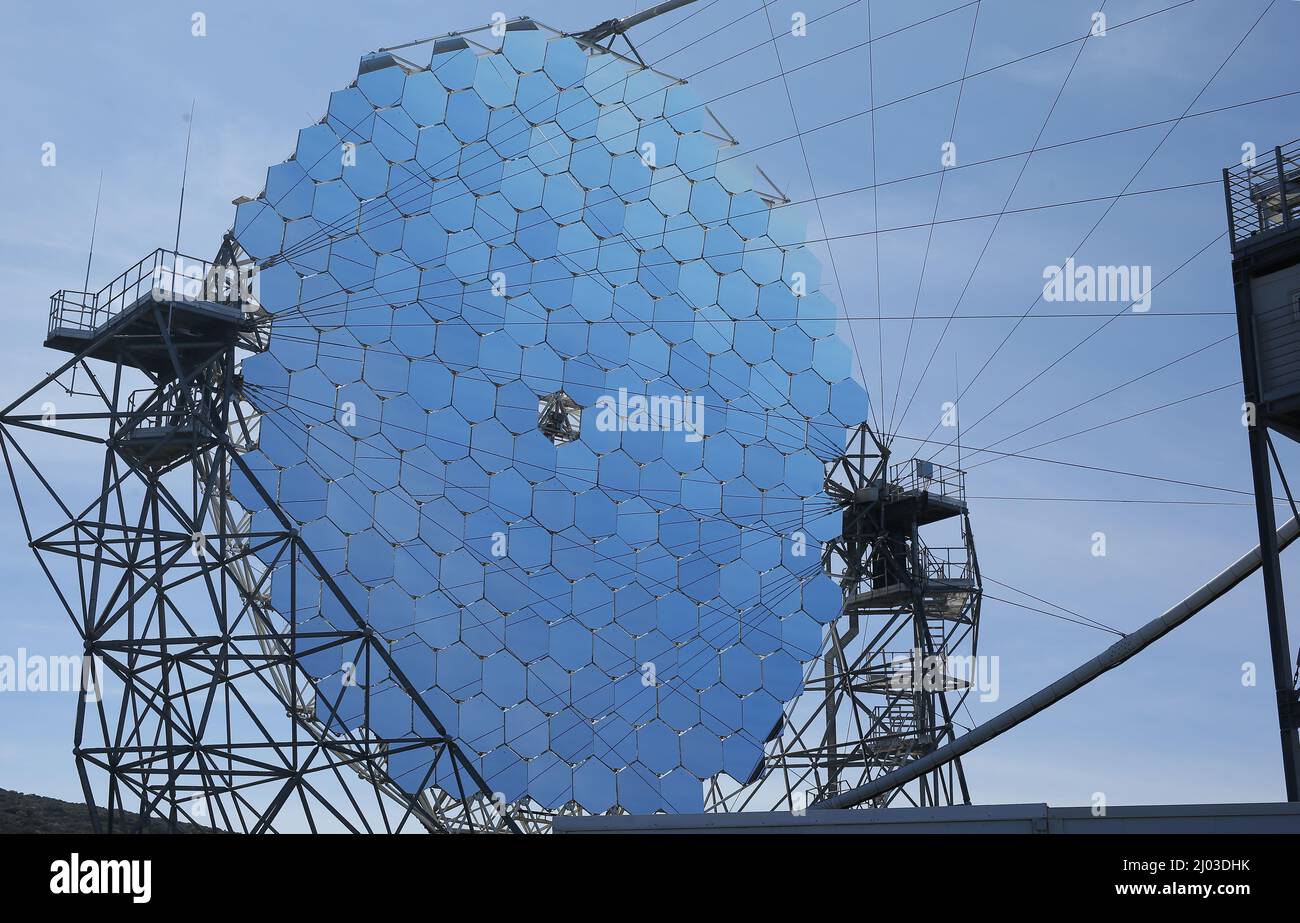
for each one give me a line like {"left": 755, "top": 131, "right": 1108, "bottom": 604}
{"left": 237, "top": 33, "right": 866, "bottom": 814}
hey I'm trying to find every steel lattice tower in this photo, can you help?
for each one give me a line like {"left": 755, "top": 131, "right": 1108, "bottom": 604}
{"left": 0, "top": 2, "right": 973, "bottom": 830}
{"left": 1224, "top": 139, "right": 1300, "bottom": 800}
{"left": 708, "top": 423, "right": 983, "bottom": 811}
{"left": 0, "top": 240, "right": 518, "bottom": 832}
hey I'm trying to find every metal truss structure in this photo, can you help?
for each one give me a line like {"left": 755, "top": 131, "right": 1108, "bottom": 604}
{"left": 536, "top": 390, "right": 583, "bottom": 446}
{"left": 572, "top": 0, "right": 698, "bottom": 67}
{"left": 0, "top": 242, "right": 520, "bottom": 833}
{"left": 0, "top": 1, "right": 992, "bottom": 833}
{"left": 707, "top": 423, "right": 983, "bottom": 812}
{"left": 3, "top": 248, "right": 976, "bottom": 832}
{"left": 1224, "top": 139, "right": 1300, "bottom": 799}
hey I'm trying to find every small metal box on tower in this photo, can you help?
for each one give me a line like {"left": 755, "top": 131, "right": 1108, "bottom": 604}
{"left": 1225, "top": 139, "right": 1300, "bottom": 439}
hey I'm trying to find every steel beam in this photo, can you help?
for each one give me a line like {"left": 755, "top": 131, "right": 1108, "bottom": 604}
{"left": 813, "top": 515, "right": 1300, "bottom": 810}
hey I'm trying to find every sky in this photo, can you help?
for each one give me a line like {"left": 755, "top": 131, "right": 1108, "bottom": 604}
{"left": 0, "top": 0, "right": 1299, "bottom": 815}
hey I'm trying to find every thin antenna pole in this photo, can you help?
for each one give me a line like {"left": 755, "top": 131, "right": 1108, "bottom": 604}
{"left": 955, "top": 356, "right": 962, "bottom": 472}
{"left": 83, "top": 170, "right": 104, "bottom": 291}
{"left": 174, "top": 100, "right": 196, "bottom": 253}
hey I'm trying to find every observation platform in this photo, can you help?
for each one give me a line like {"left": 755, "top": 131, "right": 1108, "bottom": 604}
{"left": 857, "top": 732, "right": 935, "bottom": 761}
{"left": 841, "top": 540, "right": 977, "bottom": 620}
{"left": 114, "top": 417, "right": 210, "bottom": 467}
{"left": 1226, "top": 139, "right": 1300, "bottom": 258}
{"left": 1225, "top": 140, "right": 1300, "bottom": 440}
{"left": 802, "top": 665, "right": 971, "bottom": 697}
{"left": 878, "top": 458, "right": 967, "bottom": 528}
{"left": 44, "top": 248, "right": 265, "bottom": 466}
{"left": 45, "top": 248, "right": 263, "bottom": 379}
{"left": 844, "top": 577, "right": 977, "bottom": 618}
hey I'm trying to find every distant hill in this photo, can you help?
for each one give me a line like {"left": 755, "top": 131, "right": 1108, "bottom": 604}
{"left": 0, "top": 787, "right": 207, "bottom": 833}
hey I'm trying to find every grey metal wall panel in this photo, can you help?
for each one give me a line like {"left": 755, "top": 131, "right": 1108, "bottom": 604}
{"left": 1250, "top": 263, "right": 1300, "bottom": 402}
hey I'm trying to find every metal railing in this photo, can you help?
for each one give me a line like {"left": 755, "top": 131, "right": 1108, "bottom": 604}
{"left": 918, "top": 546, "right": 973, "bottom": 586}
{"left": 1224, "top": 139, "right": 1300, "bottom": 249}
{"left": 125, "top": 386, "right": 186, "bottom": 430}
{"left": 887, "top": 457, "right": 965, "bottom": 505}
{"left": 48, "top": 248, "right": 232, "bottom": 336}
{"left": 837, "top": 543, "right": 972, "bottom": 599}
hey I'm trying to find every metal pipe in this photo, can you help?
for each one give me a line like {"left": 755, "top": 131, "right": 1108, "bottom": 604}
{"left": 812, "top": 515, "right": 1300, "bottom": 810}
{"left": 614, "top": 0, "right": 699, "bottom": 33}
{"left": 576, "top": 0, "right": 699, "bottom": 43}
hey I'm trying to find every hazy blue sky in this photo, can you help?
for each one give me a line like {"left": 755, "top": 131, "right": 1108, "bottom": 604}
{"left": 1, "top": 0, "right": 1299, "bottom": 811}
